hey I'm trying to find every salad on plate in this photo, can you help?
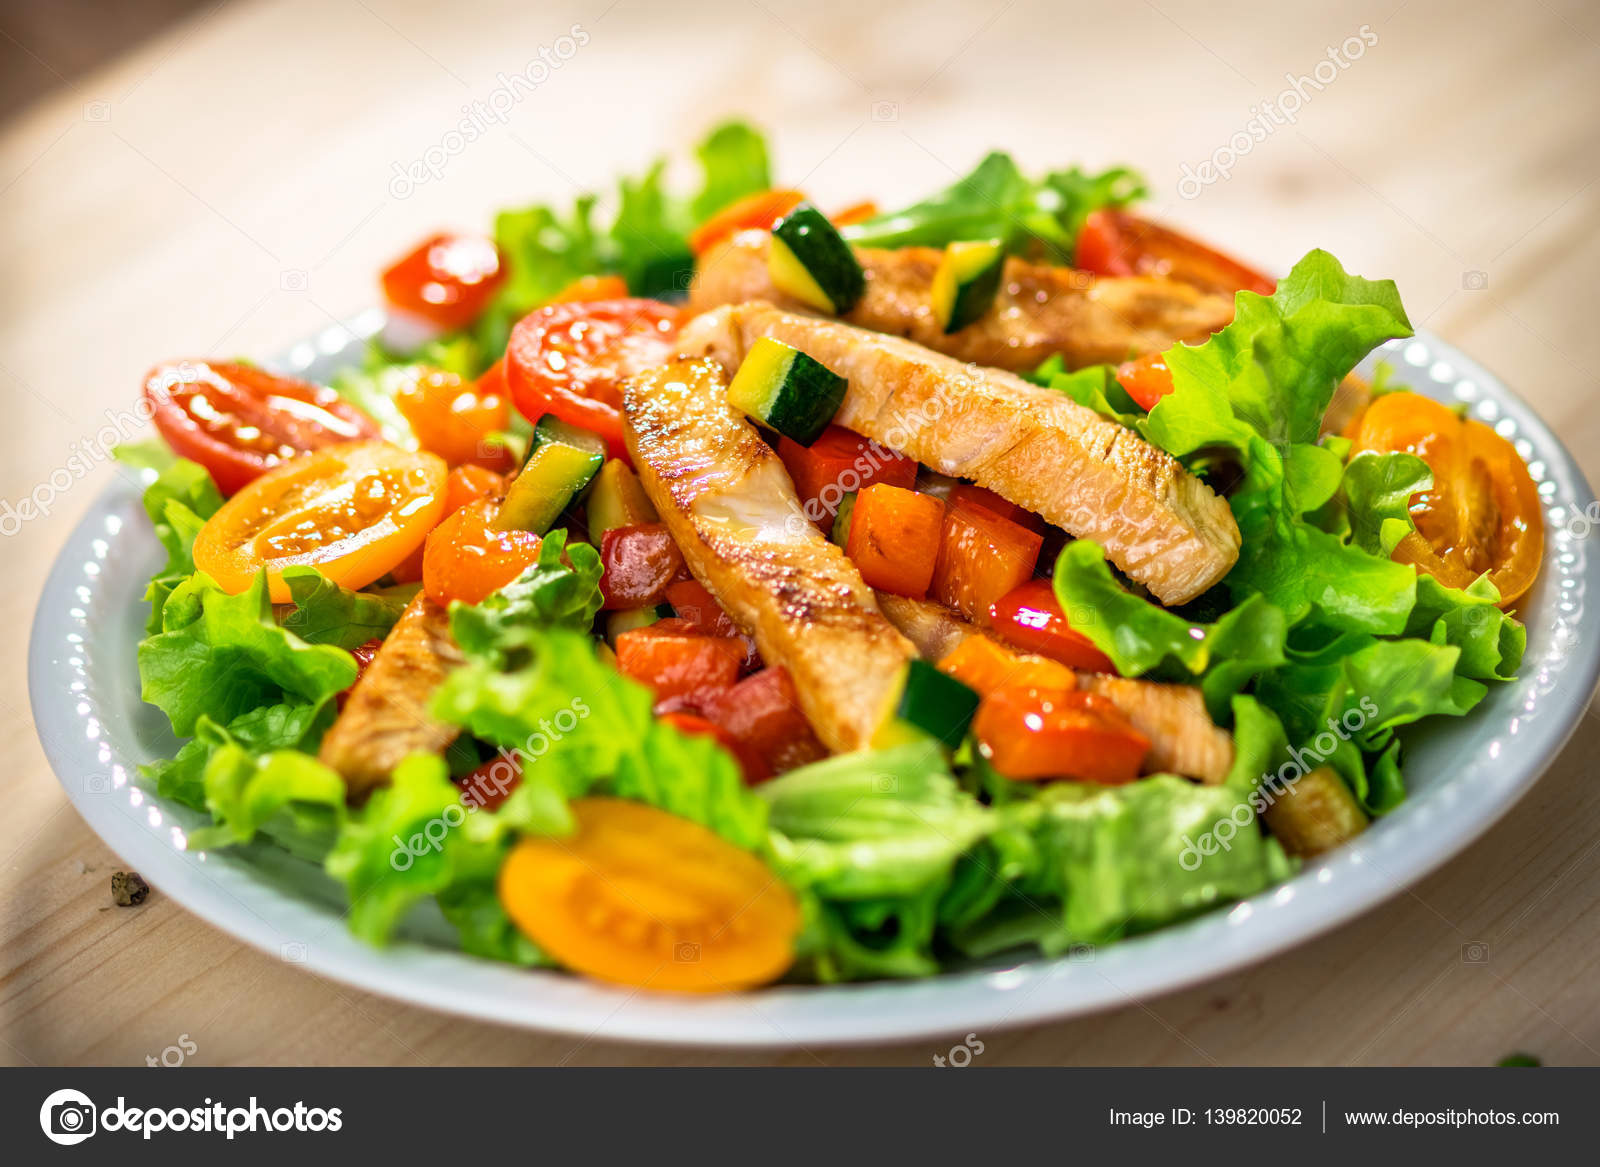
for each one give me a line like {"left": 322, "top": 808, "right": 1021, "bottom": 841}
{"left": 120, "top": 122, "right": 1542, "bottom": 992}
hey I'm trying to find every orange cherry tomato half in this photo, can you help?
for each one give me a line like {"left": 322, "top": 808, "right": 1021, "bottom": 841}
{"left": 393, "top": 366, "right": 512, "bottom": 468}
{"left": 193, "top": 441, "right": 446, "bottom": 602}
{"left": 1076, "top": 209, "right": 1275, "bottom": 297}
{"left": 974, "top": 686, "right": 1150, "bottom": 784}
{"left": 421, "top": 496, "right": 542, "bottom": 607}
{"left": 144, "top": 360, "right": 380, "bottom": 496}
{"left": 688, "top": 188, "right": 806, "bottom": 256}
{"left": 1348, "top": 391, "right": 1544, "bottom": 606}
{"left": 380, "top": 232, "right": 505, "bottom": 331}
{"left": 505, "top": 299, "right": 680, "bottom": 462}
{"left": 1115, "top": 352, "right": 1176, "bottom": 412}
{"left": 498, "top": 797, "right": 800, "bottom": 992}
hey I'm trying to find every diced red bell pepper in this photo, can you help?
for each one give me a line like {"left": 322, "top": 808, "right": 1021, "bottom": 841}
{"left": 930, "top": 497, "right": 1043, "bottom": 623}
{"left": 701, "top": 666, "right": 827, "bottom": 781}
{"left": 599, "top": 522, "right": 687, "bottom": 609}
{"left": 455, "top": 753, "right": 522, "bottom": 812}
{"left": 615, "top": 623, "right": 745, "bottom": 703}
{"left": 659, "top": 711, "right": 770, "bottom": 783}
{"left": 778, "top": 425, "right": 917, "bottom": 535}
{"left": 974, "top": 686, "right": 1150, "bottom": 784}
{"left": 947, "top": 483, "right": 1046, "bottom": 534}
{"left": 845, "top": 483, "right": 945, "bottom": 597}
{"left": 989, "top": 578, "right": 1117, "bottom": 674}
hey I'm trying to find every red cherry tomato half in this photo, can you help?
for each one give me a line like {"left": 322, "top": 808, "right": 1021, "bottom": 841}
{"left": 505, "top": 299, "right": 680, "bottom": 463}
{"left": 381, "top": 232, "right": 506, "bottom": 331}
{"left": 144, "top": 360, "right": 380, "bottom": 495}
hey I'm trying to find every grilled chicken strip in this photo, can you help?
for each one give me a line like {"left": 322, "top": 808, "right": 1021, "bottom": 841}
{"left": 623, "top": 358, "right": 917, "bottom": 753}
{"left": 678, "top": 303, "right": 1240, "bottom": 605}
{"left": 876, "top": 595, "right": 1235, "bottom": 783}
{"left": 317, "top": 593, "right": 464, "bottom": 797}
{"left": 688, "top": 231, "right": 1234, "bottom": 371}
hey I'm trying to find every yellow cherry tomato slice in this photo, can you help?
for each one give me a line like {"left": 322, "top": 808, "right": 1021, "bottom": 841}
{"left": 193, "top": 440, "right": 447, "bottom": 602}
{"left": 1349, "top": 391, "right": 1544, "bottom": 606}
{"left": 498, "top": 798, "right": 800, "bottom": 993}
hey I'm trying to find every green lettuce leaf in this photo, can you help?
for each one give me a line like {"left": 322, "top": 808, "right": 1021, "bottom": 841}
{"left": 952, "top": 776, "right": 1293, "bottom": 956}
{"left": 129, "top": 456, "right": 224, "bottom": 632}
{"left": 1051, "top": 540, "right": 1287, "bottom": 717}
{"left": 446, "top": 530, "right": 604, "bottom": 661}
{"left": 690, "top": 120, "right": 771, "bottom": 221}
{"left": 759, "top": 744, "right": 993, "bottom": 901}
{"left": 279, "top": 566, "right": 408, "bottom": 649}
{"left": 187, "top": 745, "right": 347, "bottom": 854}
{"left": 143, "top": 701, "right": 332, "bottom": 812}
{"left": 138, "top": 570, "right": 355, "bottom": 737}
{"left": 843, "top": 152, "right": 1144, "bottom": 261}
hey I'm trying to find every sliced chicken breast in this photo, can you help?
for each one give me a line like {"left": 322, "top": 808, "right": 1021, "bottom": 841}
{"left": 688, "top": 231, "right": 1234, "bottom": 371}
{"left": 317, "top": 593, "right": 464, "bottom": 797}
{"left": 622, "top": 357, "right": 916, "bottom": 753}
{"left": 677, "top": 303, "right": 1240, "bottom": 605}
{"left": 877, "top": 595, "right": 1235, "bottom": 783}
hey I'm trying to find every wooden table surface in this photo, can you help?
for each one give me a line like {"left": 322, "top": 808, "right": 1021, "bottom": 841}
{"left": 4, "top": 0, "right": 1598, "bottom": 1067}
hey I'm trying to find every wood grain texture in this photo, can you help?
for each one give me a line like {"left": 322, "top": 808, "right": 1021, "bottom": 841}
{"left": 3, "top": 0, "right": 1598, "bottom": 1067}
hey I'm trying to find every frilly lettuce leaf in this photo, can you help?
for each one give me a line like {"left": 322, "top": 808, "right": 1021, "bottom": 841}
{"left": 279, "top": 566, "right": 409, "bottom": 649}
{"left": 843, "top": 151, "right": 1144, "bottom": 261}
{"left": 139, "top": 570, "right": 356, "bottom": 737}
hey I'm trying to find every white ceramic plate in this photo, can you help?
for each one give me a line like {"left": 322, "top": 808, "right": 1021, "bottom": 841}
{"left": 29, "top": 317, "right": 1600, "bottom": 1047}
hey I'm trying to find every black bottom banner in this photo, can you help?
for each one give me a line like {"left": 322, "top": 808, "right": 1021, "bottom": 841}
{"left": 7, "top": 1066, "right": 1592, "bottom": 1160}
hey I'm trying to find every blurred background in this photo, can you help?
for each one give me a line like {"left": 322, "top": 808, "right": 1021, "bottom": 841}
{"left": 3, "top": 0, "right": 1598, "bottom": 1066}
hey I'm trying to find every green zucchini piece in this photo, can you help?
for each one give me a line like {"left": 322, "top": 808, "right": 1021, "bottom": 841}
{"left": 605, "top": 603, "right": 673, "bottom": 649}
{"left": 830, "top": 490, "right": 858, "bottom": 548}
{"left": 586, "top": 458, "right": 658, "bottom": 544}
{"left": 930, "top": 239, "right": 1005, "bottom": 333}
{"left": 725, "top": 336, "right": 847, "bottom": 446}
{"left": 494, "top": 414, "right": 605, "bottom": 534}
{"left": 768, "top": 202, "right": 865, "bottom": 314}
{"left": 873, "top": 659, "right": 980, "bottom": 749}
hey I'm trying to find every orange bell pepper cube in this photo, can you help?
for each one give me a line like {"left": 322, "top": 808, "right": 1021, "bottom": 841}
{"left": 974, "top": 686, "right": 1150, "bottom": 784}
{"left": 777, "top": 425, "right": 917, "bottom": 535}
{"left": 930, "top": 497, "right": 1043, "bottom": 623}
{"left": 614, "top": 623, "right": 745, "bottom": 704}
{"left": 844, "top": 483, "right": 945, "bottom": 598}
{"left": 937, "top": 635, "right": 1076, "bottom": 698}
